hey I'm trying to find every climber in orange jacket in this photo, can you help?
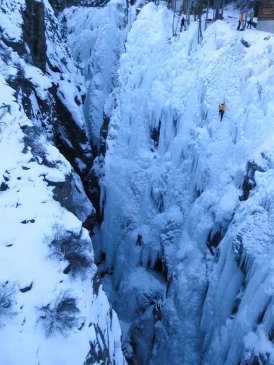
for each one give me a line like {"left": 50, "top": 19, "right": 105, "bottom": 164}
{"left": 219, "top": 102, "right": 226, "bottom": 121}
{"left": 237, "top": 13, "right": 244, "bottom": 30}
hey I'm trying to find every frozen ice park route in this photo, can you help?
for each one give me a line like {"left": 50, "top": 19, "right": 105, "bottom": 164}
{"left": 92, "top": 2, "right": 274, "bottom": 364}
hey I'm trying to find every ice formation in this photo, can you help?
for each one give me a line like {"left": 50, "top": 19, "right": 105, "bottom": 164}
{"left": 67, "top": 2, "right": 274, "bottom": 364}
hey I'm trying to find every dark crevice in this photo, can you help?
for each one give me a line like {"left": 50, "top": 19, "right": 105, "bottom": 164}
{"left": 152, "top": 256, "right": 168, "bottom": 281}
{"left": 207, "top": 229, "right": 223, "bottom": 248}
{"left": 100, "top": 113, "right": 110, "bottom": 157}
{"left": 150, "top": 121, "right": 161, "bottom": 151}
{"left": 239, "top": 160, "right": 265, "bottom": 201}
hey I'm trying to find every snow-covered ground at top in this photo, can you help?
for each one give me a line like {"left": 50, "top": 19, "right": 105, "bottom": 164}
{"left": 77, "top": 2, "right": 274, "bottom": 364}
{"left": 0, "top": 1, "right": 125, "bottom": 364}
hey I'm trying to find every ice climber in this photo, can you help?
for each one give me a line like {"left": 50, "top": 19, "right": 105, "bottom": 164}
{"left": 136, "top": 233, "right": 143, "bottom": 246}
{"left": 180, "top": 16, "right": 186, "bottom": 32}
{"left": 219, "top": 103, "right": 226, "bottom": 121}
{"left": 237, "top": 13, "right": 244, "bottom": 30}
{"left": 247, "top": 12, "right": 254, "bottom": 28}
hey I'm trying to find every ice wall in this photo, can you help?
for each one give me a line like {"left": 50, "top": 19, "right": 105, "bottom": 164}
{"left": 98, "top": 3, "right": 274, "bottom": 364}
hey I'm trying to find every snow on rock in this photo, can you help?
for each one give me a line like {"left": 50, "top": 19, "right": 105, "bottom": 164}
{"left": 0, "top": 0, "right": 125, "bottom": 364}
{"left": 97, "top": 2, "right": 274, "bottom": 364}
{"left": 0, "top": 0, "right": 24, "bottom": 43}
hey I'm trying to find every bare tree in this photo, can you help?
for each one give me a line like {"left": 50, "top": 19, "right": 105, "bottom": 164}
{"left": 192, "top": 0, "right": 205, "bottom": 43}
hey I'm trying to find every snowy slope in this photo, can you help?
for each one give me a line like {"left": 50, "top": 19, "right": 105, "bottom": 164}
{"left": 0, "top": 1, "right": 125, "bottom": 364}
{"left": 96, "top": 3, "right": 274, "bottom": 364}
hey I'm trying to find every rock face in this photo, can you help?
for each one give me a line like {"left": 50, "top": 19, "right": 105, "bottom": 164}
{"left": 0, "top": 0, "right": 125, "bottom": 364}
{"left": 23, "top": 0, "right": 47, "bottom": 71}
{"left": 49, "top": 0, "right": 109, "bottom": 12}
{"left": 20, "top": 0, "right": 101, "bottom": 224}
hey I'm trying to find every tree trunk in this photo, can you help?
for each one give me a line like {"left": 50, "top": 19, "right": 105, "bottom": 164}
{"left": 198, "top": 13, "right": 203, "bottom": 43}
{"left": 205, "top": 0, "right": 210, "bottom": 30}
